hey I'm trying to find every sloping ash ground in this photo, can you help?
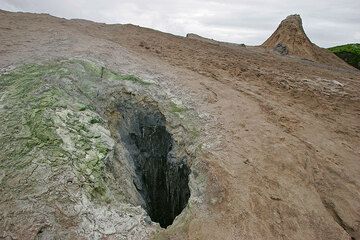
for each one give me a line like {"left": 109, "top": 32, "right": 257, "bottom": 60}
{"left": 1, "top": 10, "right": 360, "bottom": 240}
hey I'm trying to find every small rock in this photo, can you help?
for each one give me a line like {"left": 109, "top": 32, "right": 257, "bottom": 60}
{"left": 274, "top": 43, "right": 288, "bottom": 55}
{"left": 144, "top": 216, "right": 152, "bottom": 225}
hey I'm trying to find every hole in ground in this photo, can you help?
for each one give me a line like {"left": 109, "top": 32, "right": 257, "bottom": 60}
{"left": 118, "top": 99, "right": 190, "bottom": 228}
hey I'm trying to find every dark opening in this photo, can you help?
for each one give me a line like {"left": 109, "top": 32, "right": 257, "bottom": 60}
{"left": 118, "top": 99, "right": 190, "bottom": 228}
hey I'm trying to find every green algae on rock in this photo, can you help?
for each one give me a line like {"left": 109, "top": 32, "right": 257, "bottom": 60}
{"left": 0, "top": 58, "right": 200, "bottom": 238}
{"left": 0, "top": 59, "right": 154, "bottom": 202}
{"left": 0, "top": 59, "right": 159, "bottom": 238}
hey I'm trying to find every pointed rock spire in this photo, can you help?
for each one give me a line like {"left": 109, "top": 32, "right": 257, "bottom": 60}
{"left": 262, "top": 14, "right": 348, "bottom": 67}
{"left": 262, "top": 14, "right": 315, "bottom": 56}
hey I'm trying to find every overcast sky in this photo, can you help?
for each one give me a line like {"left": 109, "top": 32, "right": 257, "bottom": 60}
{"left": 1, "top": 0, "right": 359, "bottom": 47}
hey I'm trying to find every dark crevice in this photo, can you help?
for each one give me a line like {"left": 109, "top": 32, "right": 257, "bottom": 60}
{"left": 117, "top": 98, "right": 190, "bottom": 228}
{"left": 35, "top": 225, "right": 51, "bottom": 240}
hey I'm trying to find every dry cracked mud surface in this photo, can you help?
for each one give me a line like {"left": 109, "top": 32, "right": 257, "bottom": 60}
{"left": 0, "top": 10, "right": 360, "bottom": 240}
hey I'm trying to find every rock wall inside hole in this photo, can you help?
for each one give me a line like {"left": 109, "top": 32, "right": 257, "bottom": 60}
{"left": 117, "top": 98, "right": 190, "bottom": 228}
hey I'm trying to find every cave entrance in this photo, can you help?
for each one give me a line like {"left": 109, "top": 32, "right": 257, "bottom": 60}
{"left": 118, "top": 99, "right": 190, "bottom": 228}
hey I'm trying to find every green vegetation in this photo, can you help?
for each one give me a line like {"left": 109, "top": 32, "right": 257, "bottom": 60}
{"left": 0, "top": 63, "right": 66, "bottom": 164}
{"left": 328, "top": 43, "right": 360, "bottom": 70}
{"left": 0, "top": 59, "right": 193, "bottom": 206}
{"left": 78, "top": 104, "right": 96, "bottom": 111}
{"left": 170, "top": 102, "right": 187, "bottom": 114}
{"left": 0, "top": 59, "right": 128, "bottom": 202}
{"left": 102, "top": 68, "right": 151, "bottom": 85}
{"left": 79, "top": 105, "right": 87, "bottom": 111}
{"left": 89, "top": 116, "right": 103, "bottom": 124}
{"left": 189, "top": 127, "right": 200, "bottom": 140}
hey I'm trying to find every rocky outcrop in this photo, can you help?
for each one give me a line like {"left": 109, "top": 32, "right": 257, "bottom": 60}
{"left": 0, "top": 59, "right": 198, "bottom": 239}
{"left": 262, "top": 14, "right": 348, "bottom": 66}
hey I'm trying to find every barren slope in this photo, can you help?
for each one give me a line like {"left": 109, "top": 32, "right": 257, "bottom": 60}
{"left": 0, "top": 10, "right": 360, "bottom": 240}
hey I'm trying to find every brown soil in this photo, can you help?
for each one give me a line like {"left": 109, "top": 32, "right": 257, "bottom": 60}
{"left": 1, "top": 9, "right": 360, "bottom": 240}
